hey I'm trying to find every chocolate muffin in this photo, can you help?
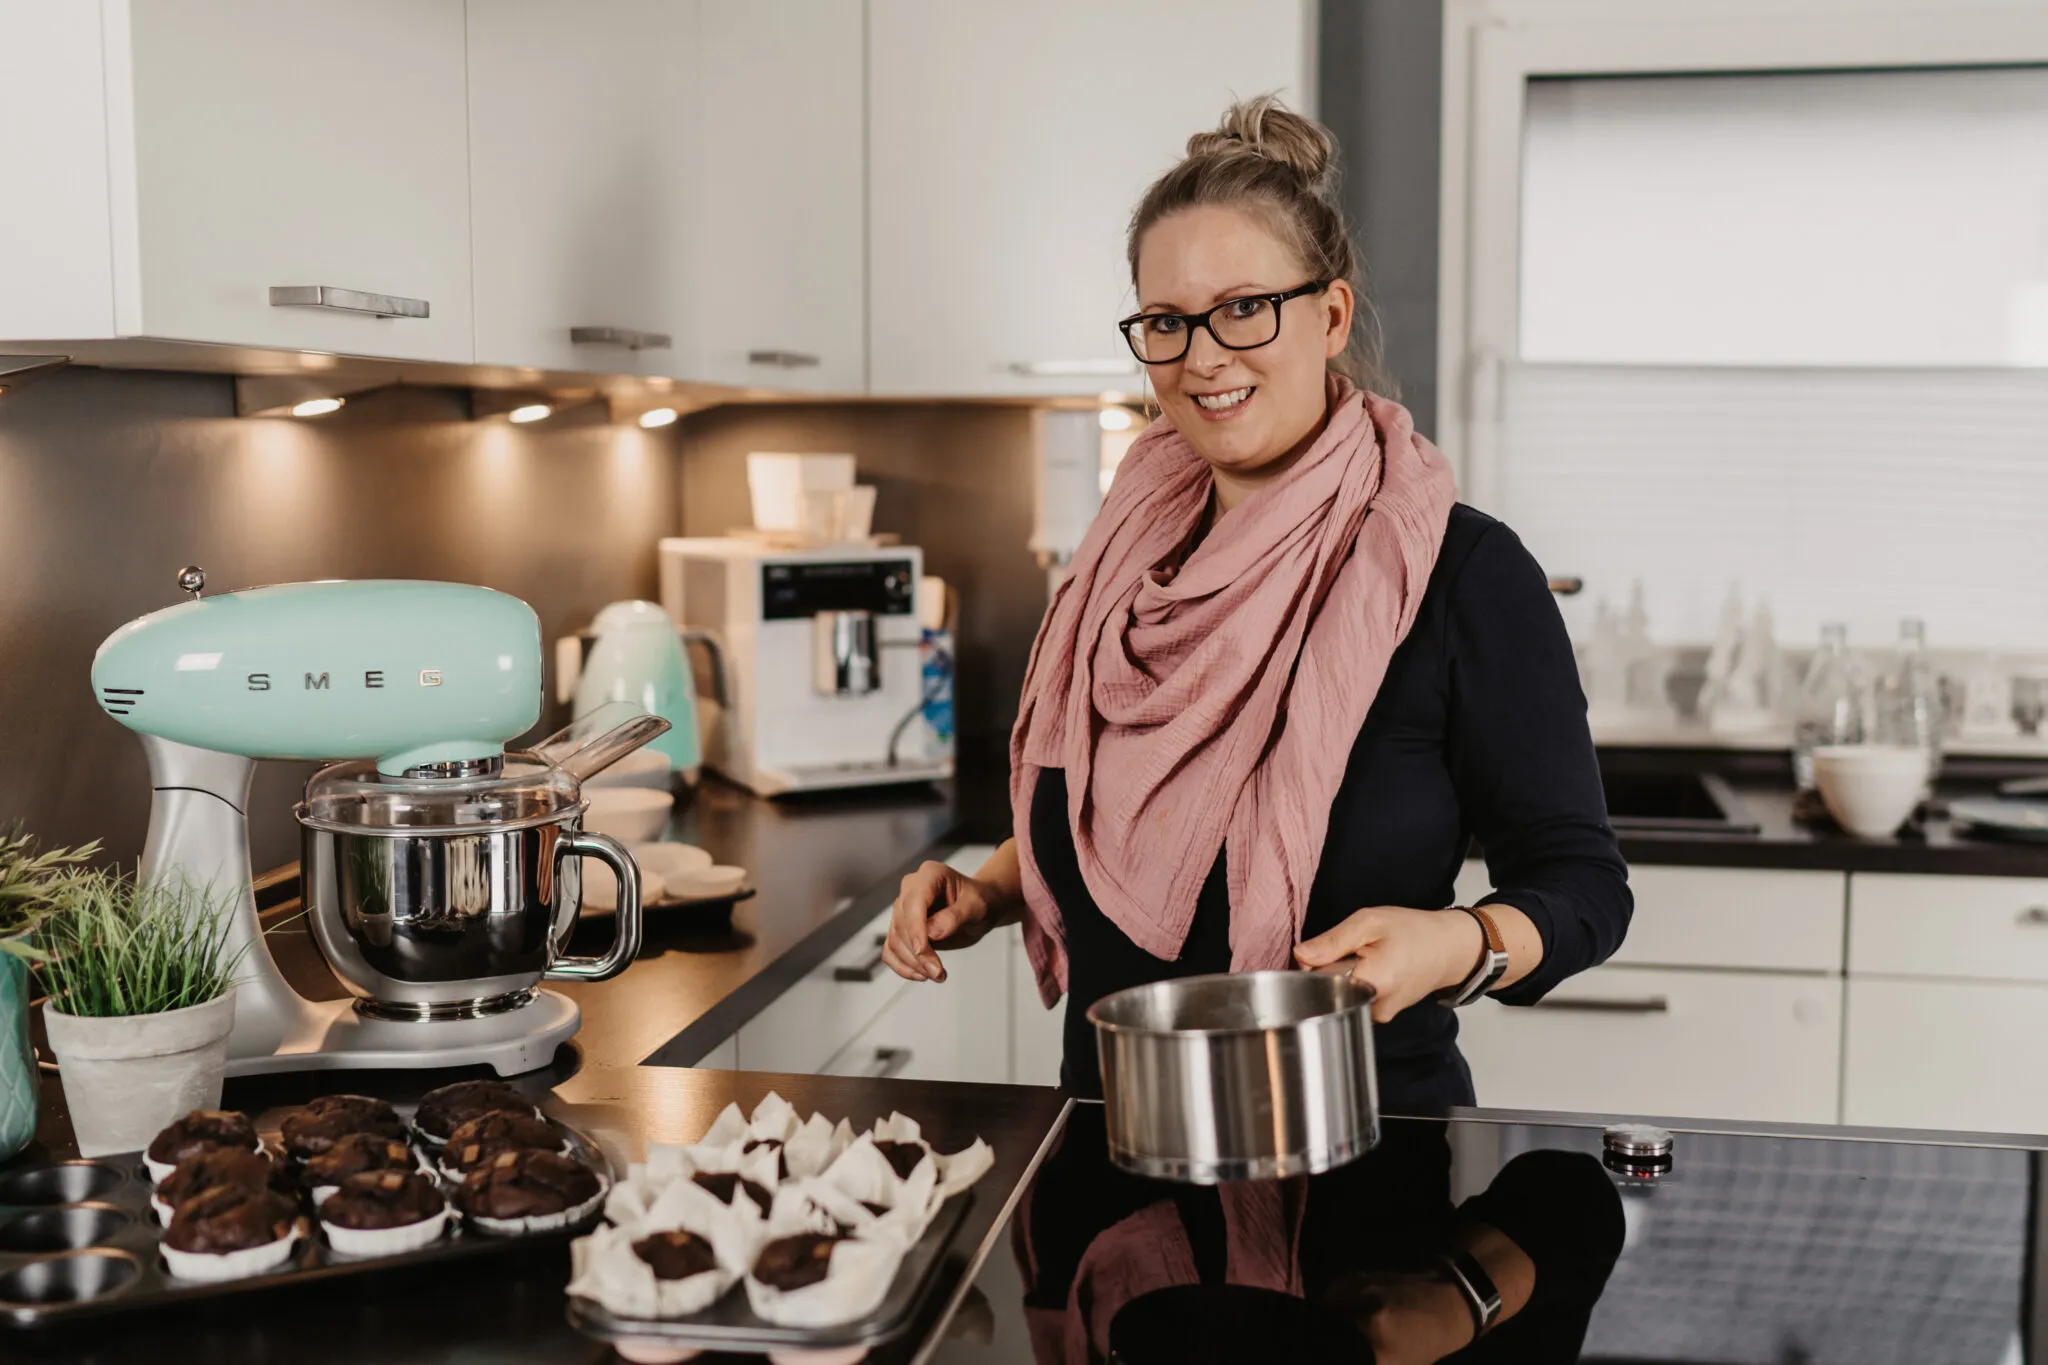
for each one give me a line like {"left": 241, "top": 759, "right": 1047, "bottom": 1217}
{"left": 279, "top": 1095, "right": 405, "bottom": 1160}
{"left": 871, "top": 1139, "right": 930, "bottom": 1181}
{"left": 165, "top": 1183, "right": 298, "bottom": 1255}
{"left": 441, "top": 1110, "right": 559, "bottom": 1175}
{"left": 413, "top": 1079, "right": 538, "bottom": 1141}
{"left": 632, "top": 1229, "right": 719, "bottom": 1281}
{"left": 456, "top": 1148, "right": 601, "bottom": 1223}
{"left": 318, "top": 1171, "right": 444, "bottom": 1230}
{"left": 752, "top": 1232, "right": 845, "bottom": 1292}
{"left": 147, "top": 1110, "right": 257, "bottom": 1167}
{"left": 691, "top": 1169, "right": 771, "bottom": 1214}
{"left": 301, "top": 1132, "right": 417, "bottom": 1190}
{"left": 159, "top": 1149, "right": 291, "bottom": 1209}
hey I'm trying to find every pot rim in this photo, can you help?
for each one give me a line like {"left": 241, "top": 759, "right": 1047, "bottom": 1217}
{"left": 41, "top": 984, "right": 238, "bottom": 1026}
{"left": 293, "top": 799, "right": 589, "bottom": 838}
{"left": 1086, "top": 969, "right": 1377, "bottom": 1039}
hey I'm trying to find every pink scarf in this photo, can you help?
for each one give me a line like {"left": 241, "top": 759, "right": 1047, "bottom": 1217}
{"left": 1010, "top": 376, "right": 1458, "bottom": 1004}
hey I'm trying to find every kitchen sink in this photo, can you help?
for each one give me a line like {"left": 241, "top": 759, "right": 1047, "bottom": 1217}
{"left": 1601, "top": 770, "right": 1762, "bottom": 835}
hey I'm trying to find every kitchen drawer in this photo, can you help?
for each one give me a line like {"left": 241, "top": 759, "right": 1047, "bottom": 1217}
{"left": 821, "top": 927, "right": 1009, "bottom": 1085}
{"left": 1456, "top": 965, "right": 1842, "bottom": 1124}
{"left": 1459, "top": 861, "right": 1845, "bottom": 972}
{"left": 732, "top": 909, "right": 906, "bottom": 1075}
{"left": 1844, "top": 976, "right": 2048, "bottom": 1133}
{"left": 1849, "top": 873, "right": 2048, "bottom": 982}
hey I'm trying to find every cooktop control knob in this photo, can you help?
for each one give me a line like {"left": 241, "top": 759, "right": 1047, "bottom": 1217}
{"left": 1603, "top": 1123, "right": 1674, "bottom": 1179}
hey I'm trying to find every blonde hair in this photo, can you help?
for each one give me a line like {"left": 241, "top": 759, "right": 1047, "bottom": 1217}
{"left": 1126, "top": 95, "right": 1391, "bottom": 395}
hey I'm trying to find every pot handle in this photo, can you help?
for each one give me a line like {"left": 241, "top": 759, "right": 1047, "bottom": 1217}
{"left": 545, "top": 830, "right": 644, "bottom": 982}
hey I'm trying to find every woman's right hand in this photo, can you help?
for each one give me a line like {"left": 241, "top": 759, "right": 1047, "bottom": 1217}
{"left": 882, "top": 861, "right": 1000, "bottom": 983}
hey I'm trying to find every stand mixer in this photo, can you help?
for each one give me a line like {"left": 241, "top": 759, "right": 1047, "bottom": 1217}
{"left": 90, "top": 569, "right": 662, "bottom": 1077}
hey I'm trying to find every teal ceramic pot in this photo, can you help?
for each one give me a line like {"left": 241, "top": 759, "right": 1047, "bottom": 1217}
{"left": 0, "top": 948, "right": 38, "bottom": 1160}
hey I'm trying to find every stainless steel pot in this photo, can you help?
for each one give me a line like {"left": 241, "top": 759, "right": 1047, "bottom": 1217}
{"left": 297, "top": 809, "right": 642, "bottom": 1020}
{"left": 1087, "top": 968, "right": 1379, "bottom": 1183}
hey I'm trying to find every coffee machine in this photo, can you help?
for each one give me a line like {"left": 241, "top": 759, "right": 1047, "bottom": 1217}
{"left": 658, "top": 538, "right": 953, "bottom": 795}
{"left": 91, "top": 569, "right": 656, "bottom": 1077}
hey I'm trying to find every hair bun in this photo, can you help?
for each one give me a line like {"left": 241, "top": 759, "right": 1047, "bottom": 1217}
{"left": 1184, "top": 94, "right": 1337, "bottom": 195}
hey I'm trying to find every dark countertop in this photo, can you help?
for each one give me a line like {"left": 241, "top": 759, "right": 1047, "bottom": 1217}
{"left": 258, "top": 775, "right": 963, "bottom": 1070}
{"left": 6, "top": 1065, "right": 1069, "bottom": 1365}
{"left": 1599, "top": 748, "right": 2048, "bottom": 878}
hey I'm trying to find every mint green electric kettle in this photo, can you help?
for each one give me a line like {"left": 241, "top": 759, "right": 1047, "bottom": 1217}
{"left": 573, "top": 601, "right": 701, "bottom": 779}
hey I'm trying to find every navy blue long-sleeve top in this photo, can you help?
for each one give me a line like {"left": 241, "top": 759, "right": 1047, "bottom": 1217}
{"left": 1031, "top": 504, "right": 1633, "bottom": 1106}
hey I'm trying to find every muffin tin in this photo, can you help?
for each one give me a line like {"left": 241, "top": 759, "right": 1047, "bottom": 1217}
{"left": 565, "top": 1191, "right": 972, "bottom": 1356}
{"left": 0, "top": 1118, "right": 610, "bottom": 1328}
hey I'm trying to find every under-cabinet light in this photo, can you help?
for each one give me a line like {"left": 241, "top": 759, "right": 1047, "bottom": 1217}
{"left": 290, "top": 397, "right": 344, "bottom": 418}
{"left": 508, "top": 404, "right": 552, "bottom": 424}
{"left": 637, "top": 407, "right": 679, "bottom": 429}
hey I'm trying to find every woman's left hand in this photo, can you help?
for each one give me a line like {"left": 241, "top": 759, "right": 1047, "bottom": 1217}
{"left": 1294, "top": 906, "right": 1482, "bottom": 1023}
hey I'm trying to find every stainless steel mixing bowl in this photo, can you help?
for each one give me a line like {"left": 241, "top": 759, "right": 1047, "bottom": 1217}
{"left": 1088, "top": 968, "right": 1379, "bottom": 1183}
{"left": 297, "top": 808, "right": 642, "bottom": 1020}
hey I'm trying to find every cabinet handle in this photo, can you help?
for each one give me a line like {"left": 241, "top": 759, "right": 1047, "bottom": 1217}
{"left": 268, "top": 285, "right": 428, "bottom": 319}
{"left": 1008, "top": 359, "right": 1139, "bottom": 378}
{"left": 1530, "top": 995, "right": 1670, "bottom": 1014}
{"left": 859, "top": 1046, "right": 913, "bottom": 1079}
{"left": 832, "top": 934, "right": 890, "bottom": 983}
{"left": 571, "top": 325, "right": 672, "bottom": 351}
{"left": 2018, "top": 907, "right": 2048, "bottom": 926}
{"left": 748, "top": 350, "right": 821, "bottom": 369}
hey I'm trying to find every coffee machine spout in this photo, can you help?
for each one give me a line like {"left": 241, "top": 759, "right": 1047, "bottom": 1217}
{"left": 137, "top": 735, "right": 323, "bottom": 1059}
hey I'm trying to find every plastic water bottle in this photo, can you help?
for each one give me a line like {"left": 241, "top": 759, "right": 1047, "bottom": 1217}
{"left": 1792, "top": 623, "right": 1861, "bottom": 790}
{"left": 919, "top": 628, "right": 955, "bottom": 760}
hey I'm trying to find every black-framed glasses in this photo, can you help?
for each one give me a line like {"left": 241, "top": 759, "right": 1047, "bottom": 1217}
{"left": 1117, "top": 281, "right": 1329, "bottom": 365}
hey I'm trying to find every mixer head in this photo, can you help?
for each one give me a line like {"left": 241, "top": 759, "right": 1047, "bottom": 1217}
{"left": 92, "top": 571, "right": 544, "bottom": 776}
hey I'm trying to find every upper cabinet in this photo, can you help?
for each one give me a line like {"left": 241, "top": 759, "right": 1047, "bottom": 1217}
{"left": 681, "top": 0, "right": 866, "bottom": 394}
{"left": 865, "top": 0, "right": 1311, "bottom": 397}
{"left": 134, "top": 0, "right": 476, "bottom": 361}
{"left": 5, "top": 0, "right": 473, "bottom": 362}
{"left": 466, "top": 0, "right": 692, "bottom": 375}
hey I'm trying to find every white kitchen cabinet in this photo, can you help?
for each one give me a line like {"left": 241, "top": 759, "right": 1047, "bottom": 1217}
{"left": 466, "top": 0, "right": 692, "bottom": 374}
{"left": 823, "top": 925, "right": 1009, "bottom": 1085}
{"left": 1010, "top": 925, "right": 1066, "bottom": 1088}
{"left": 1458, "top": 860, "right": 1845, "bottom": 972}
{"left": 1844, "top": 976, "right": 2048, "bottom": 1134}
{"left": 119, "top": 0, "right": 475, "bottom": 361}
{"left": 1456, "top": 964, "right": 1842, "bottom": 1124}
{"left": 679, "top": 0, "right": 866, "bottom": 393}
{"left": 866, "top": 0, "right": 1311, "bottom": 397}
{"left": 1849, "top": 872, "right": 2048, "bottom": 982}
{"left": 733, "top": 909, "right": 907, "bottom": 1074}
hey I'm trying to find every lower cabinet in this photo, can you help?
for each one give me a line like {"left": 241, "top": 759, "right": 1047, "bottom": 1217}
{"left": 1456, "top": 964, "right": 1843, "bottom": 1124}
{"left": 1009, "top": 924, "right": 1066, "bottom": 1088}
{"left": 1844, "top": 976, "right": 2048, "bottom": 1134}
{"left": 732, "top": 909, "right": 907, "bottom": 1074}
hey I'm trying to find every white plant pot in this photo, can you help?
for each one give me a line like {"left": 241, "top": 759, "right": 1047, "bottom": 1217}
{"left": 43, "top": 989, "right": 237, "bottom": 1158}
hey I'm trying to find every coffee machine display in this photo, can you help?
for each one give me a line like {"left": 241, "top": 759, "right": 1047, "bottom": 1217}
{"left": 658, "top": 538, "right": 954, "bottom": 795}
{"left": 91, "top": 569, "right": 660, "bottom": 1077}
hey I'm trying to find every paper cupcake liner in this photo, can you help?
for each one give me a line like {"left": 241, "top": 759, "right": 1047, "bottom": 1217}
{"left": 161, "top": 1227, "right": 300, "bottom": 1282}
{"left": 150, "top": 1194, "right": 175, "bottom": 1229}
{"left": 320, "top": 1206, "right": 452, "bottom": 1258}
{"left": 612, "top": 1342, "right": 702, "bottom": 1365}
{"left": 467, "top": 1177, "right": 608, "bottom": 1237}
{"left": 742, "top": 1236, "right": 903, "bottom": 1328}
{"left": 568, "top": 1225, "right": 740, "bottom": 1321}
{"left": 144, "top": 1136, "right": 265, "bottom": 1187}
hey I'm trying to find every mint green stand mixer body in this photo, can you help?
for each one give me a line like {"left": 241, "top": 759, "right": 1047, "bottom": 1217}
{"left": 91, "top": 569, "right": 664, "bottom": 1077}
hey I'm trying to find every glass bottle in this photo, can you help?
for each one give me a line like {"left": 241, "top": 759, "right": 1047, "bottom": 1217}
{"left": 1872, "top": 617, "right": 1942, "bottom": 790}
{"left": 1792, "top": 623, "right": 1861, "bottom": 790}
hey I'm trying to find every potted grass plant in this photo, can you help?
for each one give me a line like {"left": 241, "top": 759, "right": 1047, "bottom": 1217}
{"left": 0, "top": 828, "right": 97, "bottom": 1160}
{"left": 37, "top": 870, "right": 244, "bottom": 1158}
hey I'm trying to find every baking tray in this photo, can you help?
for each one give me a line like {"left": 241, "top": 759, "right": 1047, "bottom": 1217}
{"left": 566, "top": 1190, "right": 973, "bottom": 1353}
{"left": 0, "top": 1115, "right": 610, "bottom": 1328}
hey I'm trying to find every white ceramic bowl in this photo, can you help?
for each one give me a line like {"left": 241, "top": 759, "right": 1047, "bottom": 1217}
{"left": 663, "top": 864, "right": 747, "bottom": 902}
{"left": 629, "top": 842, "right": 714, "bottom": 880}
{"left": 1812, "top": 745, "right": 1928, "bottom": 838}
{"left": 584, "top": 787, "right": 675, "bottom": 843}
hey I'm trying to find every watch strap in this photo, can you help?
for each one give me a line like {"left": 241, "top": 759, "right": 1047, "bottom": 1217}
{"left": 1436, "top": 905, "right": 1510, "bottom": 1007}
{"left": 1435, "top": 1247, "right": 1503, "bottom": 1338}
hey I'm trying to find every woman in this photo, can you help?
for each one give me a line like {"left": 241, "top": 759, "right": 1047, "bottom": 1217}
{"left": 884, "top": 96, "right": 1630, "bottom": 1111}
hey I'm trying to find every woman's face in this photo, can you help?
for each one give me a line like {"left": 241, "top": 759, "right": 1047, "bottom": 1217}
{"left": 1133, "top": 204, "right": 1354, "bottom": 483}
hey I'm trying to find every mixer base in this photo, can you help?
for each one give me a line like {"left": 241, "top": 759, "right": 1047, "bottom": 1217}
{"left": 222, "top": 989, "right": 581, "bottom": 1078}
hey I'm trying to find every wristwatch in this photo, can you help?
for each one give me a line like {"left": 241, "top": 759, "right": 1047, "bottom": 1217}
{"left": 1435, "top": 1247, "right": 1503, "bottom": 1338}
{"left": 1436, "top": 905, "right": 1509, "bottom": 1007}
